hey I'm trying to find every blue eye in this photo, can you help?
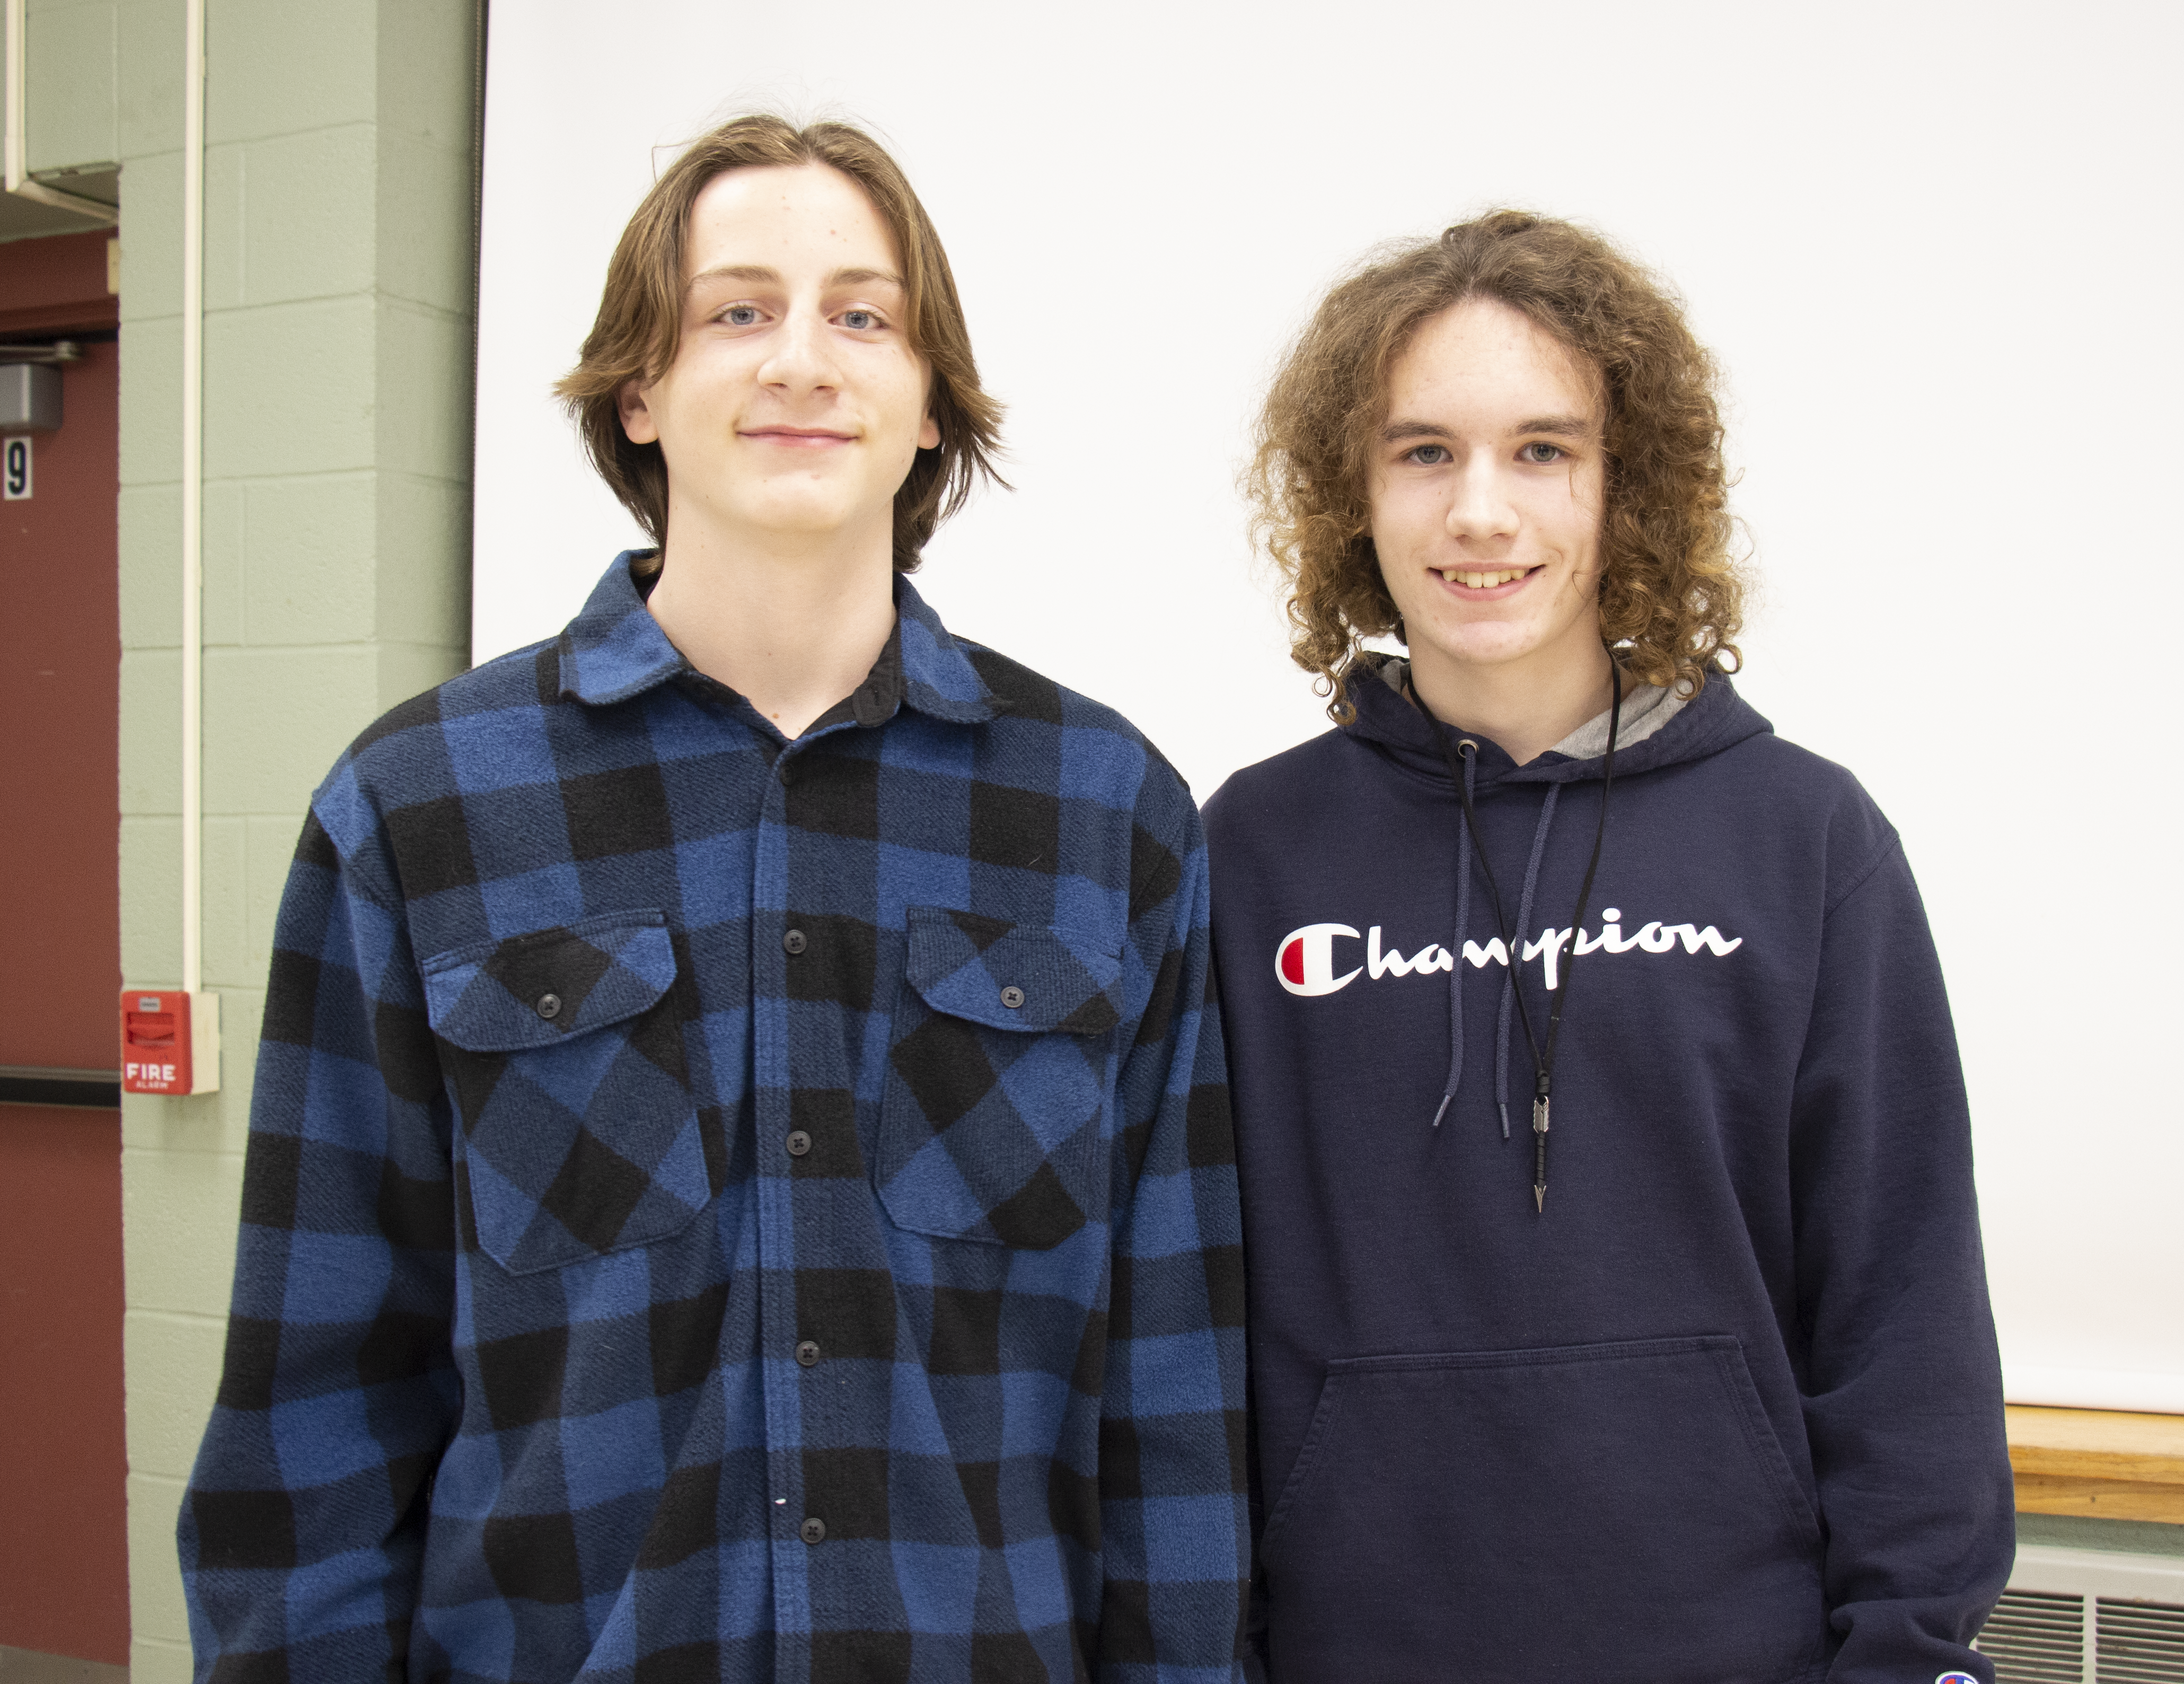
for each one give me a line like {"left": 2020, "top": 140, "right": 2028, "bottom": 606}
{"left": 841, "top": 309, "right": 878, "bottom": 331}
{"left": 1410, "top": 444, "right": 1450, "bottom": 466}
{"left": 1522, "top": 442, "right": 1564, "bottom": 464}
{"left": 723, "top": 305, "right": 761, "bottom": 327}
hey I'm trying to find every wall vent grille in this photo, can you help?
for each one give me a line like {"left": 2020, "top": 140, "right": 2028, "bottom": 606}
{"left": 2100, "top": 1598, "right": 2184, "bottom": 1684}
{"left": 1976, "top": 1589, "right": 2184, "bottom": 1683}
{"left": 1979, "top": 1590, "right": 2086, "bottom": 1682}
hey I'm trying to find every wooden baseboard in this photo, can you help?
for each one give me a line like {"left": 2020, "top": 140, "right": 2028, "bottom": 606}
{"left": 2007, "top": 1405, "right": 2184, "bottom": 1523}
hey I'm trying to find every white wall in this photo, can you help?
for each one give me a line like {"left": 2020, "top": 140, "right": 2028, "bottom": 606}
{"left": 474, "top": 0, "right": 2184, "bottom": 1410}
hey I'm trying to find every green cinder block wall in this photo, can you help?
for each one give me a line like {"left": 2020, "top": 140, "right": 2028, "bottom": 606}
{"left": 102, "top": 3, "right": 477, "bottom": 1677}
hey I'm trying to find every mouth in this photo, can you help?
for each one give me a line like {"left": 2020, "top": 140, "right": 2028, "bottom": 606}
{"left": 1436, "top": 564, "right": 1543, "bottom": 599}
{"left": 741, "top": 426, "right": 856, "bottom": 448}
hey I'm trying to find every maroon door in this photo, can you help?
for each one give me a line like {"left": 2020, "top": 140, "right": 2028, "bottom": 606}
{"left": 0, "top": 228, "right": 129, "bottom": 1665}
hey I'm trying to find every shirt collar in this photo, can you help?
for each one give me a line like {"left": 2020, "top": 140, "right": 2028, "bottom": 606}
{"left": 557, "top": 550, "right": 1000, "bottom": 725}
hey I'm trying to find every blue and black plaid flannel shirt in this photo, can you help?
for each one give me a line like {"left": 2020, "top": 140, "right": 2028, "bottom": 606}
{"left": 181, "top": 556, "right": 1250, "bottom": 1682}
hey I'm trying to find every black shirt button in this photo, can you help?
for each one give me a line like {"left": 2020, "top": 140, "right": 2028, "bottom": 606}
{"left": 799, "top": 1516, "right": 826, "bottom": 1545}
{"left": 795, "top": 1339, "right": 821, "bottom": 1367}
{"left": 776, "top": 760, "right": 795, "bottom": 786}
{"left": 783, "top": 928, "right": 807, "bottom": 955}
{"left": 535, "top": 992, "right": 562, "bottom": 1020}
{"left": 999, "top": 985, "right": 1025, "bottom": 1010}
{"left": 785, "top": 1130, "right": 812, "bottom": 1157}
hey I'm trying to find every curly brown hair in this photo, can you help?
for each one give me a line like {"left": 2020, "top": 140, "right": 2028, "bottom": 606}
{"left": 555, "top": 114, "right": 1005, "bottom": 573}
{"left": 1249, "top": 209, "right": 1743, "bottom": 720}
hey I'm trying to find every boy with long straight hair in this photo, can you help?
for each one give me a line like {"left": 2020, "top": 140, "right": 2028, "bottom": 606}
{"left": 182, "top": 116, "right": 1249, "bottom": 1682}
{"left": 1208, "top": 211, "right": 2012, "bottom": 1681}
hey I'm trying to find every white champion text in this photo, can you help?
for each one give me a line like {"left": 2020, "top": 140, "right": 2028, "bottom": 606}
{"left": 1275, "top": 909, "right": 1742, "bottom": 998}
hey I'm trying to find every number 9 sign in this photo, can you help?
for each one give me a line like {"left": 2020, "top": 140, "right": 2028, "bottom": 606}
{"left": 2, "top": 436, "right": 29, "bottom": 501}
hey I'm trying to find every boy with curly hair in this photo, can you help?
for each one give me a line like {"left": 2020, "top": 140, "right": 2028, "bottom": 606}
{"left": 1205, "top": 212, "right": 2012, "bottom": 1681}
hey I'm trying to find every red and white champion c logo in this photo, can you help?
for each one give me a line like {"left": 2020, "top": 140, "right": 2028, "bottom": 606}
{"left": 1277, "top": 924, "right": 1362, "bottom": 997}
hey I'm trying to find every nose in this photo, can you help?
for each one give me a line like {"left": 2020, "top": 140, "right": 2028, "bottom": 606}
{"left": 756, "top": 301, "right": 843, "bottom": 396}
{"left": 1444, "top": 451, "right": 1518, "bottom": 544}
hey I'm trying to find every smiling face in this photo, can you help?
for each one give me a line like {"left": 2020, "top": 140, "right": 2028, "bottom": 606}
{"left": 617, "top": 163, "right": 940, "bottom": 554}
{"left": 1370, "top": 297, "right": 1608, "bottom": 691}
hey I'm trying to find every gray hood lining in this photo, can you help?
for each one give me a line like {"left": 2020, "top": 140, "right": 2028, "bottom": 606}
{"left": 1375, "top": 657, "right": 1689, "bottom": 761}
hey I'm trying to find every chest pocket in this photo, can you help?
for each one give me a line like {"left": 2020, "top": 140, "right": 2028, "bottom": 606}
{"left": 421, "top": 910, "right": 713, "bottom": 1275}
{"left": 876, "top": 907, "right": 1125, "bottom": 1249}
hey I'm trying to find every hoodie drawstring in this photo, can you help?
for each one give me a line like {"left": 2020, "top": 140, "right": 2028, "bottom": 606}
{"left": 1432, "top": 751, "right": 1482, "bottom": 1128}
{"left": 1492, "top": 784, "right": 1560, "bottom": 1139}
{"left": 1431, "top": 663, "right": 1625, "bottom": 1210}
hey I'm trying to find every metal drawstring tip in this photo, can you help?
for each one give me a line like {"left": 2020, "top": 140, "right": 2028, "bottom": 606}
{"left": 1534, "top": 1185, "right": 1546, "bottom": 1213}
{"left": 1432, "top": 1093, "right": 1452, "bottom": 1129}
{"left": 1499, "top": 1102, "right": 1510, "bottom": 1140}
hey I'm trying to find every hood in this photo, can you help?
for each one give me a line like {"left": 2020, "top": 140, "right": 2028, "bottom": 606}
{"left": 1340, "top": 652, "right": 1774, "bottom": 788}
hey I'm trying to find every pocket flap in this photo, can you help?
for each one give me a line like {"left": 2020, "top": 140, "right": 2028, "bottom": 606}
{"left": 903, "top": 906, "right": 1122, "bottom": 1035}
{"left": 421, "top": 911, "right": 677, "bottom": 1052}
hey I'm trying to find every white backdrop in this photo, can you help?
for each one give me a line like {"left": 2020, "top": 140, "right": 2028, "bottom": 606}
{"left": 474, "top": 1, "right": 2184, "bottom": 1410}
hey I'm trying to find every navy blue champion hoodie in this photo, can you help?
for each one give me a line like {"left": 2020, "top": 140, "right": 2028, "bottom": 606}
{"left": 1203, "top": 661, "right": 2013, "bottom": 1684}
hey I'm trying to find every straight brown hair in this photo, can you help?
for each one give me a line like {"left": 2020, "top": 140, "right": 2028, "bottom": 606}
{"left": 556, "top": 114, "right": 1005, "bottom": 571}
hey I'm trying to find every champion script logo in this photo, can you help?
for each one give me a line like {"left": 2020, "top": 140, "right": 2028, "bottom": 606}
{"left": 1276, "top": 910, "right": 1744, "bottom": 998}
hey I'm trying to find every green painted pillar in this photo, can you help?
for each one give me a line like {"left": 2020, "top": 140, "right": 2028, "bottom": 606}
{"left": 104, "top": 3, "right": 477, "bottom": 1674}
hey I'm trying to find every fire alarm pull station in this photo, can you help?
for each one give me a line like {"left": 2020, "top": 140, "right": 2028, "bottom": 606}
{"left": 120, "top": 989, "right": 221, "bottom": 1095}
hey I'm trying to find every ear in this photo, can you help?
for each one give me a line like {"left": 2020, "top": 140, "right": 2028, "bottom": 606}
{"left": 618, "top": 379, "right": 660, "bottom": 445}
{"left": 917, "top": 411, "right": 940, "bottom": 452}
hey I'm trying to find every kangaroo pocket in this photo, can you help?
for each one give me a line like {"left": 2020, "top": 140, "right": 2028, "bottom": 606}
{"left": 874, "top": 906, "right": 1123, "bottom": 1249}
{"left": 421, "top": 910, "right": 714, "bottom": 1275}
{"left": 1260, "top": 1336, "right": 1826, "bottom": 1684}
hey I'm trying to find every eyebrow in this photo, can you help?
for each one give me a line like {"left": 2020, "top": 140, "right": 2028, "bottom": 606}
{"left": 1380, "top": 413, "right": 1597, "bottom": 444}
{"left": 685, "top": 264, "right": 906, "bottom": 295}
{"left": 1514, "top": 414, "right": 1595, "bottom": 437}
